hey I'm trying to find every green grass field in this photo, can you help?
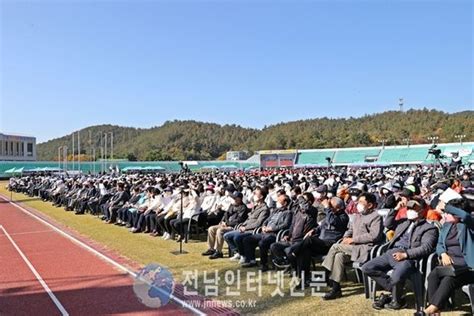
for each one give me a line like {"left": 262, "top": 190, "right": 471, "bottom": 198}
{"left": 1, "top": 182, "right": 470, "bottom": 315}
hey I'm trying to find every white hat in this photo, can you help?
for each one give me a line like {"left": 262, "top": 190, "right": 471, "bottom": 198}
{"left": 381, "top": 182, "right": 393, "bottom": 192}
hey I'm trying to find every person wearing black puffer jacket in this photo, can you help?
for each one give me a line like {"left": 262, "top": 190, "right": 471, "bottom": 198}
{"left": 224, "top": 187, "right": 270, "bottom": 263}
{"left": 270, "top": 192, "right": 317, "bottom": 271}
{"left": 241, "top": 193, "right": 293, "bottom": 270}
{"left": 202, "top": 192, "right": 249, "bottom": 259}
{"left": 295, "top": 196, "right": 349, "bottom": 286}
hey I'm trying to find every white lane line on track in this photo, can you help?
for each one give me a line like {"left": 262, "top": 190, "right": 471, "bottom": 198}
{"left": 0, "top": 229, "right": 54, "bottom": 237}
{"left": 0, "top": 224, "right": 69, "bottom": 316}
{"left": 0, "top": 195, "right": 207, "bottom": 316}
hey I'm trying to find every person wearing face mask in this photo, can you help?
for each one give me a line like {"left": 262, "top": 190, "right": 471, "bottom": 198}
{"left": 130, "top": 187, "right": 159, "bottom": 233}
{"left": 362, "top": 198, "right": 438, "bottom": 310}
{"left": 322, "top": 193, "right": 384, "bottom": 300}
{"left": 104, "top": 182, "right": 130, "bottom": 224}
{"left": 241, "top": 181, "right": 253, "bottom": 205}
{"left": 345, "top": 186, "right": 364, "bottom": 216}
{"left": 425, "top": 191, "right": 474, "bottom": 315}
{"left": 159, "top": 187, "right": 192, "bottom": 240}
{"left": 206, "top": 187, "right": 233, "bottom": 226}
{"left": 116, "top": 186, "right": 141, "bottom": 226}
{"left": 295, "top": 196, "right": 349, "bottom": 286}
{"left": 289, "top": 186, "right": 303, "bottom": 212}
{"left": 313, "top": 185, "right": 329, "bottom": 224}
{"left": 153, "top": 187, "right": 174, "bottom": 236}
{"left": 378, "top": 183, "right": 397, "bottom": 210}
{"left": 75, "top": 181, "right": 97, "bottom": 215}
{"left": 393, "top": 188, "right": 417, "bottom": 221}
{"left": 240, "top": 194, "right": 293, "bottom": 270}
{"left": 170, "top": 188, "right": 203, "bottom": 242}
{"left": 202, "top": 192, "right": 249, "bottom": 259}
{"left": 224, "top": 187, "right": 270, "bottom": 263}
{"left": 265, "top": 183, "right": 278, "bottom": 209}
{"left": 200, "top": 185, "right": 218, "bottom": 225}
{"left": 271, "top": 192, "right": 317, "bottom": 272}
{"left": 148, "top": 187, "right": 174, "bottom": 236}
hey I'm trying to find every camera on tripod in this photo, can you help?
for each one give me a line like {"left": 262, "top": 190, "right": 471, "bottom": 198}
{"left": 428, "top": 145, "right": 445, "bottom": 159}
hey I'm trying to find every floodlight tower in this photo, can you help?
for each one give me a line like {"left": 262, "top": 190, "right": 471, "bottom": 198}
{"left": 454, "top": 134, "right": 466, "bottom": 146}
{"left": 378, "top": 139, "right": 388, "bottom": 148}
{"left": 427, "top": 136, "right": 439, "bottom": 145}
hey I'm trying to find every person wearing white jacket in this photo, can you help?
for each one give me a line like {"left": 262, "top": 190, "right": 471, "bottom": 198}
{"left": 206, "top": 187, "right": 233, "bottom": 226}
{"left": 170, "top": 189, "right": 203, "bottom": 241}
{"left": 241, "top": 182, "right": 254, "bottom": 206}
{"left": 201, "top": 186, "right": 218, "bottom": 215}
{"left": 160, "top": 188, "right": 193, "bottom": 240}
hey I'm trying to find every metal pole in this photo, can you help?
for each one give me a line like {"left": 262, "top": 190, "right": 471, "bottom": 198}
{"left": 100, "top": 147, "right": 104, "bottom": 174}
{"left": 455, "top": 134, "right": 466, "bottom": 146}
{"left": 93, "top": 148, "right": 96, "bottom": 174}
{"left": 104, "top": 133, "right": 108, "bottom": 172}
{"left": 60, "top": 147, "right": 63, "bottom": 171}
{"left": 99, "top": 132, "right": 102, "bottom": 174}
{"left": 180, "top": 191, "right": 184, "bottom": 251}
{"left": 428, "top": 136, "right": 439, "bottom": 145}
{"left": 72, "top": 133, "right": 75, "bottom": 171}
{"left": 78, "top": 131, "right": 81, "bottom": 173}
{"left": 58, "top": 146, "right": 62, "bottom": 169}
{"left": 63, "top": 146, "right": 68, "bottom": 171}
{"left": 61, "top": 147, "right": 63, "bottom": 171}
{"left": 89, "top": 130, "right": 92, "bottom": 162}
{"left": 110, "top": 132, "right": 114, "bottom": 161}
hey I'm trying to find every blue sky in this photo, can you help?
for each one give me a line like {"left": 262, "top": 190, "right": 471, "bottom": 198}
{"left": 1, "top": 0, "right": 472, "bottom": 143}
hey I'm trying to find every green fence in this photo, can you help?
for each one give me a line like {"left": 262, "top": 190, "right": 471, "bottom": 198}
{"left": 0, "top": 160, "right": 260, "bottom": 178}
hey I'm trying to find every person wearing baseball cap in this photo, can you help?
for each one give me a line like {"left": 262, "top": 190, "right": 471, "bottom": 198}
{"left": 203, "top": 190, "right": 249, "bottom": 259}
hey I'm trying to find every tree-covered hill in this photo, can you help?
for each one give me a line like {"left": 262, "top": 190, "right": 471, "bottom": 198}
{"left": 37, "top": 109, "right": 474, "bottom": 161}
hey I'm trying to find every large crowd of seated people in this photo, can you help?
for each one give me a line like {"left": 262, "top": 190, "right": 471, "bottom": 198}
{"left": 6, "top": 165, "right": 474, "bottom": 315}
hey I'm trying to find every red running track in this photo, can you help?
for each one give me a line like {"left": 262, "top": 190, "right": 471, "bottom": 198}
{"left": 0, "top": 196, "right": 193, "bottom": 316}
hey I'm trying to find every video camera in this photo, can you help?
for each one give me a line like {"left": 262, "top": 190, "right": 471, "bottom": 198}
{"left": 428, "top": 145, "right": 445, "bottom": 159}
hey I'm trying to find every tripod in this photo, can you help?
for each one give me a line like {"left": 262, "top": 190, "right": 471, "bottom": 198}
{"left": 171, "top": 190, "right": 188, "bottom": 255}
